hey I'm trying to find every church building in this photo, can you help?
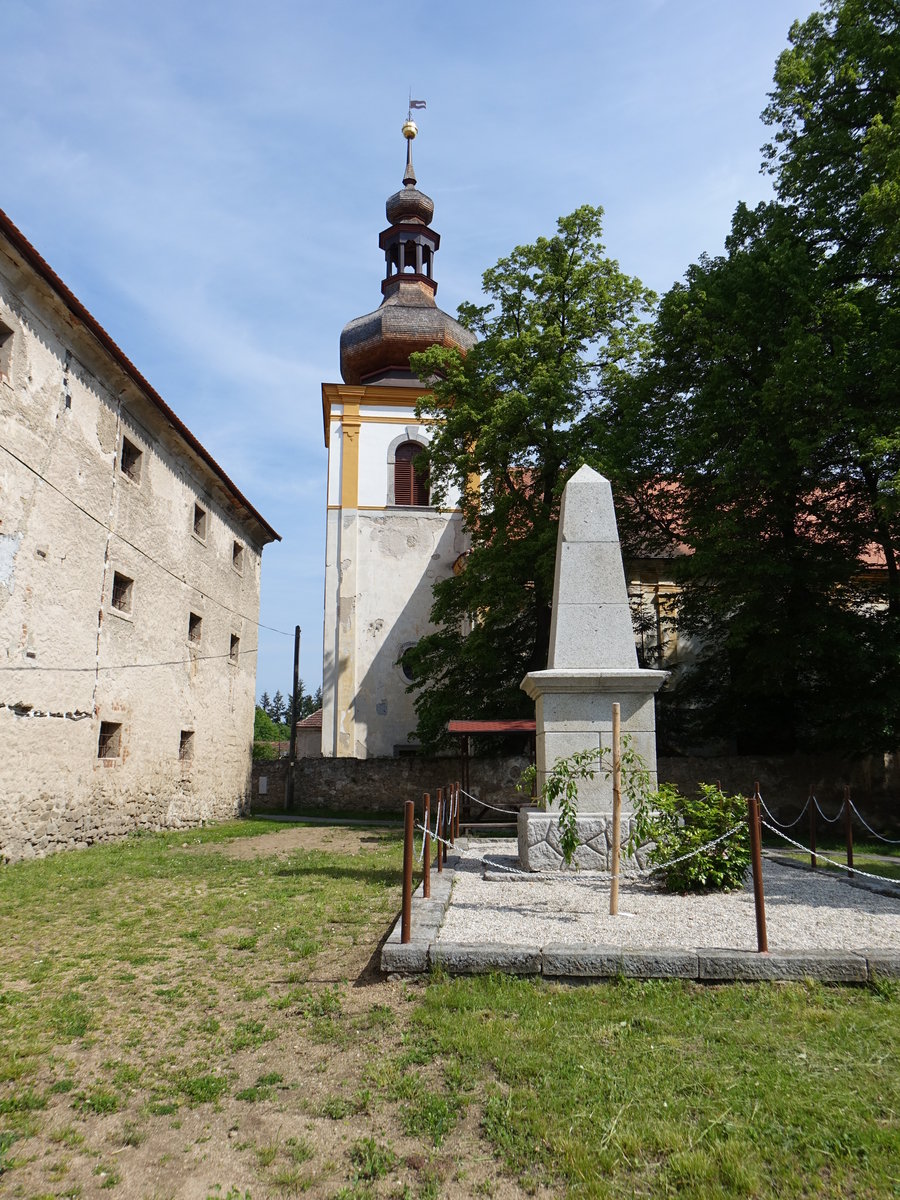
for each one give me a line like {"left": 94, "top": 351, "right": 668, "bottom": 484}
{"left": 320, "top": 122, "right": 475, "bottom": 758}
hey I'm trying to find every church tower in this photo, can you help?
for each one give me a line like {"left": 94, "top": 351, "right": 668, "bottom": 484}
{"left": 321, "top": 121, "right": 475, "bottom": 758}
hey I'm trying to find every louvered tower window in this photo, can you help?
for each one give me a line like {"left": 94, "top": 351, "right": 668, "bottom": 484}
{"left": 394, "top": 442, "right": 429, "bottom": 506}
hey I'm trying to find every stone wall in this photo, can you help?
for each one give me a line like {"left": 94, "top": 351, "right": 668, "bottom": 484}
{"left": 0, "top": 212, "right": 270, "bottom": 864}
{"left": 252, "top": 755, "right": 531, "bottom": 818}
{"left": 251, "top": 752, "right": 899, "bottom": 829}
{"left": 658, "top": 754, "right": 900, "bottom": 825}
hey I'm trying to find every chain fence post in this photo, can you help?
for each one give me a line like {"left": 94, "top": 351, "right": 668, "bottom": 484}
{"left": 610, "top": 702, "right": 622, "bottom": 917}
{"left": 436, "top": 788, "right": 444, "bottom": 874}
{"left": 843, "top": 784, "right": 854, "bottom": 877}
{"left": 808, "top": 782, "right": 816, "bottom": 869}
{"left": 748, "top": 782, "right": 768, "bottom": 953}
{"left": 423, "top": 792, "right": 431, "bottom": 900}
{"left": 401, "top": 799, "right": 414, "bottom": 944}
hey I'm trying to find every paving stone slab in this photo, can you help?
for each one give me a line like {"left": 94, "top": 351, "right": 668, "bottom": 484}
{"left": 381, "top": 941, "right": 429, "bottom": 974}
{"left": 620, "top": 949, "right": 699, "bottom": 979}
{"left": 431, "top": 943, "right": 542, "bottom": 975}
{"left": 865, "top": 952, "right": 900, "bottom": 980}
{"left": 543, "top": 944, "right": 623, "bottom": 978}
{"left": 698, "top": 949, "right": 867, "bottom": 982}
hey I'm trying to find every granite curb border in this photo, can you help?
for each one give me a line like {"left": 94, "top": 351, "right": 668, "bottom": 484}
{"left": 380, "top": 846, "right": 900, "bottom": 984}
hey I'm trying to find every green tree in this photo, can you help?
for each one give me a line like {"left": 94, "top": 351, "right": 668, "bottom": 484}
{"left": 405, "top": 206, "right": 654, "bottom": 748}
{"left": 762, "top": 0, "right": 900, "bottom": 285}
{"left": 631, "top": 199, "right": 900, "bottom": 752}
{"left": 270, "top": 690, "right": 285, "bottom": 724}
{"left": 254, "top": 705, "right": 281, "bottom": 742}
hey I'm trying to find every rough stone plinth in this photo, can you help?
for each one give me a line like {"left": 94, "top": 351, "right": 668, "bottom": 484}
{"left": 517, "top": 806, "right": 652, "bottom": 873}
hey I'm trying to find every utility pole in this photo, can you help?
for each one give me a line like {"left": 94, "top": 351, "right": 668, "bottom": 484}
{"left": 285, "top": 625, "right": 300, "bottom": 812}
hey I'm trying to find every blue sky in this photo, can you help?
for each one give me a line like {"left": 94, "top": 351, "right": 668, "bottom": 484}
{"left": 4, "top": 0, "right": 807, "bottom": 702}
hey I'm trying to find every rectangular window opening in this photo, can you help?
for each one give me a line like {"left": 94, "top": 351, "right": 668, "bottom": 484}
{"left": 193, "top": 503, "right": 207, "bottom": 540}
{"left": 179, "top": 730, "right": 195, "bottom": 762}
{"left": 97, "top": 721, "right": 122, "bottom": 759}
{"left": 111, "top": 571, "right": 134, "bottom": 614}
{"left": 188, "top": 612, "right": 202, "bottom": 644}
{"left": 232, "top": 540, "right": 244, "bottom": 573}
{"left": 0, "top": 320, "right": 12, "bottom": 379}
{"left": 120, "top": 436, "right": 142, "bottom": 483}
{"left": 229, "top": 633, "right": 240, "bottom": 662}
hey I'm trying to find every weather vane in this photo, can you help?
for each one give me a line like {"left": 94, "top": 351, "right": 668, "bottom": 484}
{"left": 404, "top": 92, "right": 426, "bottom": 139}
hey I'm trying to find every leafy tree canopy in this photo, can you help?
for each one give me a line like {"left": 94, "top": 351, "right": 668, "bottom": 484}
{"left": 406, "top": 206, "right": 655, "bottom": 749}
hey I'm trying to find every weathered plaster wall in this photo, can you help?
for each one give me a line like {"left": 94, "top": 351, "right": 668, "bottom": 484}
{"left": 0, "top": 237, "right": 266, "bottom": 862}
{"left": 321, "top": 385, "right": 468, "bottom": 759}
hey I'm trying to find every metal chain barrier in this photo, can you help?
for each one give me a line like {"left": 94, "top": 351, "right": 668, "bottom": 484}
{"left": 417, "top": 823, "right": 454, "bottom": 850}
{"left": 848, "top": 800, "right": 900, "bottom": 846}
{"left": 458, "top": 787, "right": 519, "bottom": 817}
{"left": 757, "top": 793, "right": 810, "bottom": 830}
{"left": 760, "top": 819, "right": 900, "bottom": 887}
{"left": 814, "top": 797, "right": 845, "bottom": 824}
{"left": 480, "top": 821, "right": 746, "bottom": 881}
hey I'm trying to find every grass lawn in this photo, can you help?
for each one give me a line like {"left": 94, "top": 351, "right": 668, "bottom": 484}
{"left": 0, "top": 820, "right": 898, "bottom": 1199}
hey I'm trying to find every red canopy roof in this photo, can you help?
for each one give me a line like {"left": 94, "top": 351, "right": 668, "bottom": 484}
{"left": 447, "top": 719, "right": 535, "bottom": 734}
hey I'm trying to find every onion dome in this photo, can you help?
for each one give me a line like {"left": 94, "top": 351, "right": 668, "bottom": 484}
{"left": 340, "top": 121, "right": 475, "bottom": 386}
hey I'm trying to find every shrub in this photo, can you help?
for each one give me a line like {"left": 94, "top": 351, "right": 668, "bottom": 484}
{"left": 636, "top": 783, "right": 750, "bottom": 892}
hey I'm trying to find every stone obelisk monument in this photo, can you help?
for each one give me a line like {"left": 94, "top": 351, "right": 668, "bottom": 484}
{"left": 518, "top": 466, "right": 666, "bottom": 871}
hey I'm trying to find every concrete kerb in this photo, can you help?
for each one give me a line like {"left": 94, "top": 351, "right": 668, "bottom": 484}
{"left": 380, "top": 841, "right": 900, "bottom": 984}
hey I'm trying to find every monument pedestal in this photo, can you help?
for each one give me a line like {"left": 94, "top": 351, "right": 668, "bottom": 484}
{"left": 518, "top": 466, "right": 667, "bottom": 873}
{"left": 518, "top": 668, "right": 665, "bottom": 872}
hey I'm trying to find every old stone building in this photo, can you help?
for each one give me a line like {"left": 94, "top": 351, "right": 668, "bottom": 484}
{"left": 0, "top": 207, "right": 279, "bottom": 861}
{"left": 321, "top": 122, "right": 474, "bottom": 758}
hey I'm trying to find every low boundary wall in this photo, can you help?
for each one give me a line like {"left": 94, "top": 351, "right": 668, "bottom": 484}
{"left": 252, "top": 752, "right": 899, "bottom": 827}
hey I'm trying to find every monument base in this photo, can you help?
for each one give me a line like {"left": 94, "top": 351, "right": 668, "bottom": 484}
{"left": 517, "top": 806, "right": 652, "bottom": 873}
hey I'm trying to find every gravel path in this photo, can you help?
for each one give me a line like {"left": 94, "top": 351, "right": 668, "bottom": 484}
{"left": 437, "top": 841, "right": 900, "bottom": 951}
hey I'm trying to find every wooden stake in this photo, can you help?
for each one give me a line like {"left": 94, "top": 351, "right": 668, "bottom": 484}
{"left": 808, "top": 783, "right": 816, "bottom": 869}
{"left": 401, "top": 799, "right": 414, "bottom": 944}
{"left": 436, "top": 788, "right": 444, "bottom": 874}
{"left": 843, "top": 784, "right": 854, "bottom": 877}
{"left": 423, "top": 793, "right": 431, "bottom": 899}
{"left": 748, "top": 783, "right": 768, "bottom": 953}
{"left": 610, "top": 702, "right": 622, "bottom": 916}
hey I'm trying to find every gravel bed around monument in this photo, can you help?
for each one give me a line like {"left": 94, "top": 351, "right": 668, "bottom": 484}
{"left": 436, "top": 840, "right": 900, "bottom": 951}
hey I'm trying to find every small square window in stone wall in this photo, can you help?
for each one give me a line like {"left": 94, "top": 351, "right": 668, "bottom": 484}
{"left": 111, "top": 571, "right": 134, "bottom": 613}
{"left": 230, "top": 633, "right": 240, "bottom": 662}
{"left": 98, "top": 721, "right": 122, "bottom": 759}
{"left": 193, "top": 503, "right": 207, "bottom": 540}
{"left": 179, "top": 730, "right": 195, "bottom": 761}
{"left": 0, "top": 320, "right": 12, "bottom": 380}
{"left": 233, "top": 540, "right": 244, "bottom": 572}
{"left": 120, "top": 437, "right": 142, "bottom": 483}
{"left": 188, "top": 612, "right": 202, "bottom": 643}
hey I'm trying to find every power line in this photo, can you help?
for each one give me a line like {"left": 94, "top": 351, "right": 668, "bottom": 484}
{"left": 0, "top": 649, "right": 258, "bottom": 673}
{"left": 0, "top": 440, "right": 292, "bottom": 637}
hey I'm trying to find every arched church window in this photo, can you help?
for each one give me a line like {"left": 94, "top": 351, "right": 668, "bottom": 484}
{"left": 394, "top": 442, "right": 429, "bottom": 506}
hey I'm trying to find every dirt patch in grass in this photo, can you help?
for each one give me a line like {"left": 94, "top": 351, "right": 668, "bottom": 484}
{"left": 190, "top": 824, "right": 389, "bottom": 860}
{"left": 0, "top": 821, "right": 537, "bottom": 1200}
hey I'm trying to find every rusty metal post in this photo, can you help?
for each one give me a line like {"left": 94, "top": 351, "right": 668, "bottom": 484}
{"left": 436, "top": 788, "right": 444, "bottom": 874}
{"left": 748, "top": 783, "right": 768, "bottom": 953}
{"left": 610, "top": 702, "right": 622, "bottom": 917}
{"left": 843, "top": 784, "right": 854, "bottom": 876}
{"left": 401, "top": 799, "right": 414, "bottom": 944}
{"left": 455, "top": 781, "right": 461, "bottom": 840}
{"left": 808, "top": 783, "right": 816, "bottom": 869}
{"left": 448, "top": 783, "right": 455, "bottom": 846}
{"left": 423, "top": 793, "right": 431, "bottom": 899}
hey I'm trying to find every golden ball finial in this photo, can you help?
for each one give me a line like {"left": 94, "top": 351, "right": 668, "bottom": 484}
{"left": 402, "top": 119, "right": 418, "bottom": 140}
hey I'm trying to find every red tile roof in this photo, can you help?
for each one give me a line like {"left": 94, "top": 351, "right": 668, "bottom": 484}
{"left": 447, "top": 719, "right": 536, "bottom": 734}
{"left": 296, "top": 708, "right": 323, "bottom": 729}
